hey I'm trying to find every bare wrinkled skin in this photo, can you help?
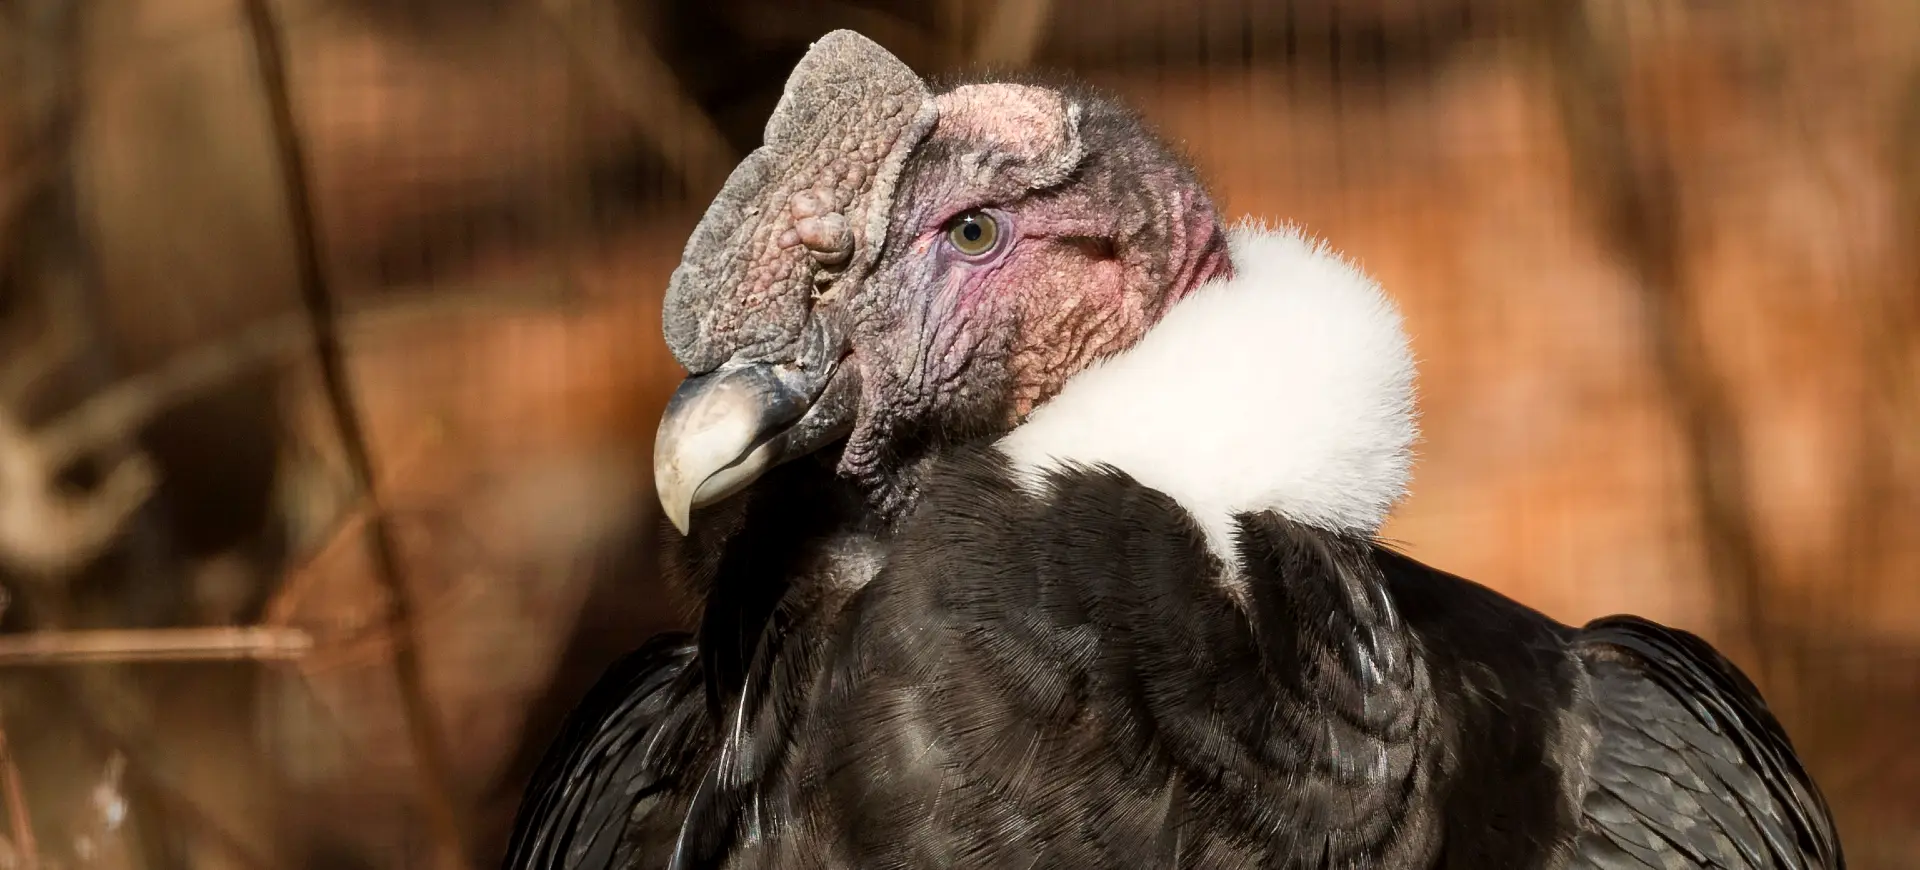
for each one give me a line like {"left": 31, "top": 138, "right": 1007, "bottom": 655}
{"left": 662, "top": 31, "right": 937, "bottom": 373}
{"left": 836, "top": 79, "right": 1230, "bottom": 508}
{"left": 663, "top": 32, "right": 1231, "bottom": 517}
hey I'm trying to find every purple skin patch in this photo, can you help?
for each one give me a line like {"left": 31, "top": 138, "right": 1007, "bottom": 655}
{"left": 829, "top": 81, "right": 1234, "bottom": 509}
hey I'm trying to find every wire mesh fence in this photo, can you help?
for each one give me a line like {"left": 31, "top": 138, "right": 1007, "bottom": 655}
{"left": 1, "top": 1, "right": 1916, "bottom": 867}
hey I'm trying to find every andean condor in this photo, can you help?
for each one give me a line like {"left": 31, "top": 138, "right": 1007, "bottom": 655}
{"left": 501, "top": 30, "right": 1845, "bottom": 870}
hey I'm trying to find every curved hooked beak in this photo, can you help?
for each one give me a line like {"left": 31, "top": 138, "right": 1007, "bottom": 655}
{"left": 652, "top": 349, "right": 855, "bottom": 535}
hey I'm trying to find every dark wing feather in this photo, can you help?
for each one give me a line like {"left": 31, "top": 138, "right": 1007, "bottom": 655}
{"left": 1571, "top": 616, "right": 1843, "bottom": 870}
{"left": 501, "top": 633, "right": 706, "bottom": 870}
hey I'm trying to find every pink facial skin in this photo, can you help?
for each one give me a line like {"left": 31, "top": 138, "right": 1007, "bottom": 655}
{"left": 818, "top": 79, "right": 1233, "bottom": 511}
{"left": 997, "top": 183, "right": 1229, "bottom": 419}
{"left": 912, "top": 160, "right": 1232, "bottom": 425}
{"left": 658, "top": 39, "right": 1237, "bottom": 518}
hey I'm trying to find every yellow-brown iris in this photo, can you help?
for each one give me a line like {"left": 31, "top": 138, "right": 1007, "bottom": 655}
{"left": 946, "top": 210, "right": 1000, "bottom": 256}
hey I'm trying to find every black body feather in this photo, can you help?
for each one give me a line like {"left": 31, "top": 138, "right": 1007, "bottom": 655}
{"left": 1569, "top": 617, "right": 1843, "bottom": 868}
{"left": 503, "top": 448, "right": 1843, "bottom": 870}
{"left": 498, "top": 635, "right": 707, "bottom": 869}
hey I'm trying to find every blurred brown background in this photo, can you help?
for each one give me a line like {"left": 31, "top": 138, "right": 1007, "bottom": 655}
{"left": 0, "top": 0, "right": 1915, "bottom": 868}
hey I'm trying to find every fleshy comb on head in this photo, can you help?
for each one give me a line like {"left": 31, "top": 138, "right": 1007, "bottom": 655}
{"left": 663, "top": 31, "right": 938, "bottom": 373}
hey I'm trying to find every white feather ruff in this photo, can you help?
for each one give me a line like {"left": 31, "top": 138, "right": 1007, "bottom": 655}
{"left": 996, "top": 220, "right": 1419, "bottom": 562}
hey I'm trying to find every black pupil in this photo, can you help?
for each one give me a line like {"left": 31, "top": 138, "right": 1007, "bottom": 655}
{"left": 962, "top": 221, "right": 983, "bottom": 242}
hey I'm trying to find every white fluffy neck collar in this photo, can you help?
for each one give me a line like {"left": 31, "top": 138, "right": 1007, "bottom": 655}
{"left": 996, "top": 221, "right": 1419, "bottom": 563}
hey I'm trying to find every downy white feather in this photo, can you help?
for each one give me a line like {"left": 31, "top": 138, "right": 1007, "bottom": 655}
{"left": 996, "top": 220, "right": 1418, "bottom": 565}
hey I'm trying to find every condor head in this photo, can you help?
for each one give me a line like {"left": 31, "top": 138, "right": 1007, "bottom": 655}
{"left": 651, "top": 30, "right": 1235, "bottom": 533}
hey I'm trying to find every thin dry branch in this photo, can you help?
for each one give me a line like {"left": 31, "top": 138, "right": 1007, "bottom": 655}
{"left": 0, "top": 315, "right": 317, "bottom": 579}
{"left": 0, "top": 277, "right": 573, "bottom": 583}
{"left": 0, "top": 627, "right": 312, "bottom": 666}
{"left": 0, "top": 303, "right": 78, "bottom": 411}
{"left": 33, "top": 316, "right": 314, "bottom": 463}
{"left": 0, "top": 707, "right": 37, "bottom": 870}
{"left": 536, "top": 0, "right": 738, "bottom": 196}
{"left": 0, "top": 419, "right": 156, "bottom": 579}
{"left": 238, "top": 1, "right": 473, "bottom": 867}
{"left": 0, "top": 1, "right": 70, "bottom": 272}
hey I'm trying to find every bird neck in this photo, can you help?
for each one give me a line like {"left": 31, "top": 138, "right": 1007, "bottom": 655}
{"left": 668, "top": 454, "right": 873, "bottom": 710}
{"left": 1152, "top": 194, "right": 1236, "bottom": 315}
{"left": 1236, "top": 519, "right": 1443, "bottom": 863}
{"left": 850, "top": 201, "right": 1235, "bottom": 524}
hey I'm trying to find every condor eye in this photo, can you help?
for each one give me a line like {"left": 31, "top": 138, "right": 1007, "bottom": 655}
{"left": 945, "top": 210, "right": 1001, "bottom": 257}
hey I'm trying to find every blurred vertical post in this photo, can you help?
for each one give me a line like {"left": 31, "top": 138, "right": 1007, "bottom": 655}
{"left": 1539, "top": 0, "right": 1778, "bottom": 682}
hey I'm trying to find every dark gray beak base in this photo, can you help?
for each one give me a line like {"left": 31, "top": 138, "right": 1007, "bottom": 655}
{"left": 653, "top": 364, "right": 808, "bottom": 535}
{"left": 652, "top": 354, "right": 855, "bottom": 534}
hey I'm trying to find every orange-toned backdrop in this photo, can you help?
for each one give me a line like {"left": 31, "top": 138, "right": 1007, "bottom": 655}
{"left": 1, "top": 2, "right": 1914, "bottom": 868}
